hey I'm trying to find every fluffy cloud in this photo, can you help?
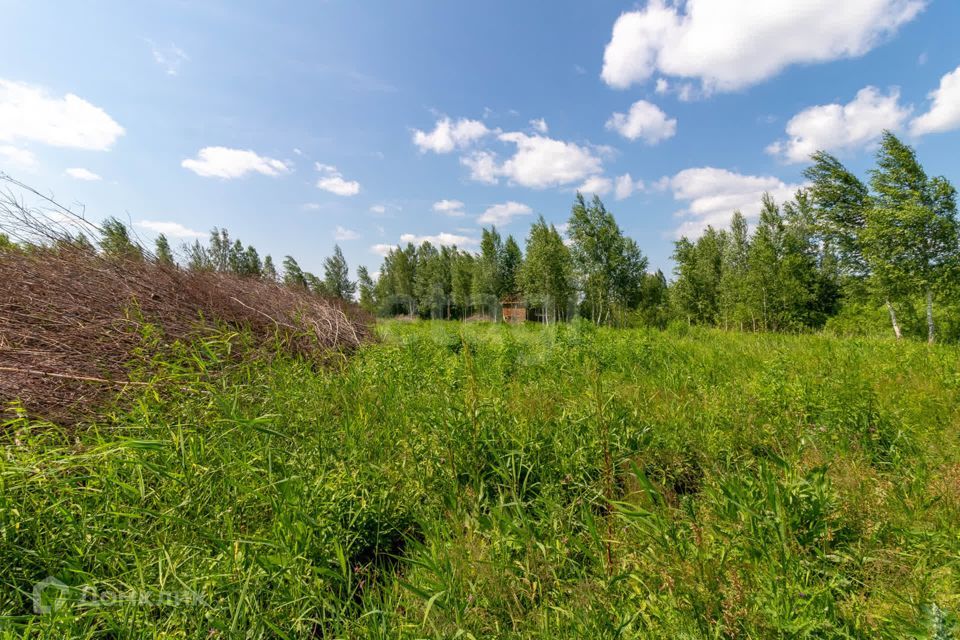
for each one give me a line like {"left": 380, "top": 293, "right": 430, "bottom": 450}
{"left": 399, "top": 232, "right": 476, "bottom": 247}
{"left": 136, "top": 220, "right": 205, "bottom": 238}
{"left": 413, "top": 117, "right": 491, "bottom": 153}
{"left": 767, "top": 86, "right": 910, "bottom": 163}
{"left": 498, "top": 133, "right": 603, "bottom": 188}
{"left": 433, "top": 199, "right": 466, "bottom": 216}
{"left": 315, "top": 163, "right": 360, "bottom": 196}
{"left": 530, "top": 118, "right": 548, "bottom": 134}
{"left": 910, "top": 64, "right": 960, "bottom": 135}
{"left": 606, "top": 100, "right": 677, "bottom": 144}
{"left": 601, "top": 0, "right": 925, "bottom": 93}
{"left": 577, "top": 175, "right": 613, "bottom": 196}
{"left": 461, "top": 150, "right": 500, "bottom": 184}
{"left": 335, "top": 225, "right": 360, "bottom": 241}
{"left": 614, "top": 173, "right": 644, "bottom": 200}
{"left": 463, "top": 133, "right": 604, "bottom": 189}
{"left": 65, "top": 167, "right": 102, "bottom": 181}
{"left": 370, "top": 243, "right": 394, "bottom": 257}
{"left": 182, "top": 147, "right": 290, "bottom": 179}
{"left": 666, "top": 167, "right": 804, "bottom": 238}
{"left": 0, "top": 145, "right": 37, "bottom": 168}
{"left": 0, "top": 79, "right": 124, "bottom": 150}
{"left": 477, "top": 201, "right": 532, "bottom": 226}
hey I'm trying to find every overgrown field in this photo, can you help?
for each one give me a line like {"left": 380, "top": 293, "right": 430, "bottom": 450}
{"left": 2, "top": 322, "right": 960, "bottom": 638}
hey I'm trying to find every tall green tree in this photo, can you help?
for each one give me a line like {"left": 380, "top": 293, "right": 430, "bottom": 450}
{"left": 154, "top": 233, "right": 175, "bottom": 266}
{"left": 867, "top": 131, "right": 960, "bottom": 342}
{"left": 386, "top": 244, "right": 417, "bottom": 315}
{"left": 323, "top": 244, "right": 356, "bottom": 300}
{"left": 718, "top": 211, "right": 751, "bottom": 329}
{"left": 473, "top": 227, "right": 502, "bottom": 319}
{"left": 282, "top": 255, "right": 307, "bottom": 289}
{"left": 567, "top": 193, "right": 646, "bottom": 324}
{"left": 413, "top": 242, "right": 449, "bottom": 318}
{"left": 242, "top": 245, "right": 263, "bottom": 277}
{"left": 208, "top": 228, "right": 231, "bottom": 272}
{"left": 519, "top": 216, "right": 573, "bottom": 323}
{"left": 804, "top": 151, "right": 871, "bottom": 279}
{"left": 262, "top": 255, "right": 277, "bottom": 282}
{"left": 671, "top": 227, "right": 725, "bottom": 325}
{"left": 357, "top": 265, "right": 376, "bottom": 312}
{"left": 451, "top": 251, "right": 475, "bottom": 319}
{"left": 499, "top": 235, "right": 523, "bottom": 297}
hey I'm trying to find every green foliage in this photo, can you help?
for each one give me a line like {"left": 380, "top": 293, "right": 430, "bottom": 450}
{"left": 262, "top": 254, "right": 277, "bottom": 282}
{"left": 3, "top": 322, "right": 960, "bottom": 637}
{"left": 519, "top": 216, "right": 573, "bottom": 323}
{"left": 282, "top": 254, "right": 307, "bottom": 289}
{"left": 323, "top": 244, "right": 356, "bottom": 300}
{"left": 568, "top": 193, "right": 649, "bottom": 324}
{"left": 154, "top": 233, "right": 174, "bottom": 266}
{"left": 0, "top": 232, "right": 15, "bottom": 252}
{"left": 98, "top": 217, "right": 143, "bottom": 260}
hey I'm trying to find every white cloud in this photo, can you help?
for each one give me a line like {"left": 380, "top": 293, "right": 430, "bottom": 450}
{"left": 477, "top": 201, "right": 532, "bottom": 226}
{"left": 530, "top": 118, "right": 549, "bottom": 133}
{"left": 655, "top": 78, "right": 669, "bottom": 94}
{"left": 578, "top": 175, "right": 613, "bottom": 196}
{"left": 369, "top": 204, "right": 387, "bottom": 214}
{"left": 601, "top": 0, "right": 925, "bottom": 93}
{"left": 315, "top": 163, "right": 360, "bottom": 196}
{"left": 136, "top": 220, "right": 205, "bottom": 238}
{"left": 400, "top": 231, "right": 477, "bottom": 247}
{"left": 461, "top": 150, "right": 500, "bottom": 184}
{"left": 498, "top": 133, "right": 603, "bottom": 188}
{"left": 767, "top": 86, "right": 910, "bottom": 163}
{"left": 910, "top": 64, "right": 960, "bottom": 136}
{"left": 0, "top": 145, "right": 37, "bottom": 168}
{"left": 606, "top": 100, "right": 677, "bottom": 144}
{"left": 65, "top": 167, "right": 102, "bottom": 181}
{"left": 666, "top": 167, "right": 804, "bottom": 238}
{"left": 370, "top": 243, "right": 394, "bottom": 256}
{"left": 182, "top": 146, "right": 290, "bottom": 179}
{"left": 413, "top": 117, "right": 491, "bottom": 153}
{"left": 0, "top": 79, "right": 124, "bottom": 150}
{"left": 432, "top": 199, "right": 466, "bottom": 216}
{"left": 465, "top": 133, "right": 604, "bottom": 189}
{"left": 150, "top": 42, "right": 189, "bottom": 76}
{"left": 335, "top": 225, "right": 360, "bottom": 241}
{"left": 677, "top": 83, "right": 697, "bottom": 102}
{"left": 614, "top": 173, "right": 644, "bottom": 200}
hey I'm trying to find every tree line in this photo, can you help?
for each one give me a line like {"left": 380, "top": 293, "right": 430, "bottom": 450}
{"left": 671, "top": 132, "right": 959, "bottom": 342}
{"left": 3, "top": 131, "right": 955, "bottom": 341}
{"left": 365, "top": 194, "right": 669, "bottom": 325}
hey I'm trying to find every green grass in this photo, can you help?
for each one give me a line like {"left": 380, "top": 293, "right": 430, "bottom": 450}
{"left": 2, "top": 321, "right": 960, "bottom": 638}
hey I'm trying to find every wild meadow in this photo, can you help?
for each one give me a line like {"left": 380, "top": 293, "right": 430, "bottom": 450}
{"left": 2, "top": 320, "right": 958, "bottom": 638}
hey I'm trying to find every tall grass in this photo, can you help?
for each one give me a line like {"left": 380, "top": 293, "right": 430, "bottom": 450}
{"left": 1, "top": 321, "right": 959, "bottom": 637}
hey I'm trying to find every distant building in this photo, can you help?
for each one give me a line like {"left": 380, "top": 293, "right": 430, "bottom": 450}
{"left": 501, "top": 296, "right": 527, "bottom": 324}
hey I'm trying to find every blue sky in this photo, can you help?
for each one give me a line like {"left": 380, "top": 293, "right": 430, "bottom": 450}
{"left": 2, "top": 0, "right": 960, "bottom": 276}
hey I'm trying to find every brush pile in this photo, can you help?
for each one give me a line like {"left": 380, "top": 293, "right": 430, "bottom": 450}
{"left": 0, "top": 177, "right": 373, "bottom": 422}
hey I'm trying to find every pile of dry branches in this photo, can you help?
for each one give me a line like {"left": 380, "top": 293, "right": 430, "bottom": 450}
{"left": 0, "top": 175, "right": 373, "bottom": 422}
